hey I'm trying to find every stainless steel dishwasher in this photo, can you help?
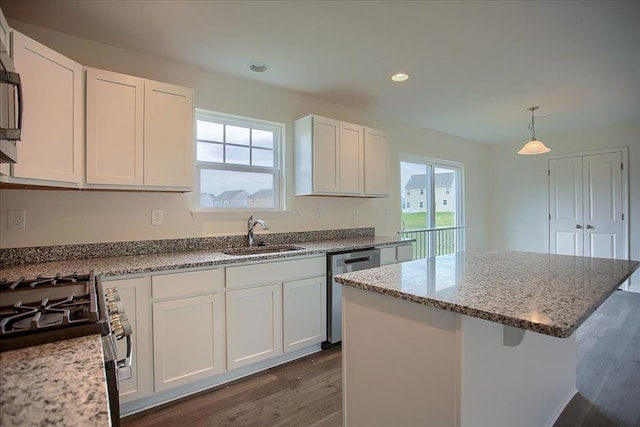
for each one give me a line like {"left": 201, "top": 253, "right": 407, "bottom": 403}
{"left": 325, "top": 248, "right": 381, "bottom": 346}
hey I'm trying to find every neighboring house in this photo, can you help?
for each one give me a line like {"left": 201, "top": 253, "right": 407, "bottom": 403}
{"left": 403, "top": 172, "right": 455, "bottom": 213}
{"left": 403, "top": 174, "right": 427, "bottom": 213}
{"left": 200, "top": 193, "right": 215, "bottom": 208}
{"left": 434, "top": 172, "right": 455, "bottom": 213}
{"left": 213, "top": 190, "right": 249, "bottom": 208}
{"left": 247, "top": 189, "right": 273, "bottom": 208}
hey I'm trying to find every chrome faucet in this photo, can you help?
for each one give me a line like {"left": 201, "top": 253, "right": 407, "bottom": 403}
{"left": 247, "top": 215, "right": 269, "bottom": 247}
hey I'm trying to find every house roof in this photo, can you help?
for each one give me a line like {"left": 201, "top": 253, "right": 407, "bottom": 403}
{"left": 405, "top": 172, "right": 454, "bottom": 189}
{"left": 405, "top": 174, "right": 427, "bottom": 189}
{"left": 214, "top": 190, "right": 249, "bottom": 201}
{"left": 249, "top": 189, "right": 273, "bottom": 198}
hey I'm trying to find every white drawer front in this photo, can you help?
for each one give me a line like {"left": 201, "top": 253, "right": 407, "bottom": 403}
{"left": 152, "top": 268, "right": 224, "bottom": 299}
{"left": 226, "top": 256, "right": 325, "bottom": 289}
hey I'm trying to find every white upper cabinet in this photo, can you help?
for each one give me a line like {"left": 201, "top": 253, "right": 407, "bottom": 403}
{"left": 86, "top": 68, "right": 144, "bottom": 185}
{"left": 295, "top": 114, "right": 388, "bottom": 197}
{"left": 364, "top": 127, "right": 390, "bottom": 196}
{"left": 86, "top": 68, "right": 193, "bottom": 190}
{"left": 144, "top": 80, "right": 194, "bottom": 189}
{"left": 11, "top": 31, "right": 83, "bottom": 185}
{"left": 0, "top": 7, "right": 9, "bottom": 49}
{"left": 339, "top": 121, "right": 364, "bottom": 194}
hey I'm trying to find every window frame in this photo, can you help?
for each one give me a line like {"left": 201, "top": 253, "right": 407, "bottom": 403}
{"left": 194, "top": 109, "right": 285, "bottom": 211}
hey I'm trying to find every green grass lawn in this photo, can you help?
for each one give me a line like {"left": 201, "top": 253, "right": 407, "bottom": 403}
{"left": 402, "top": 212, "right": 455, "bottom": 230}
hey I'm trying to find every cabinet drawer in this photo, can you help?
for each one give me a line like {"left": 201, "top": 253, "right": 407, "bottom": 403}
{"left": 152, "top": 268, "right": 224, "bottom": 299}
{"left": 380, "top": 247, "right": 396, "bottom": 265}
{"left": 226, "top": 256, "right": 325, "bottom": 289}
{"left": 397, "top": 243, "right": 414, "bottom": 262}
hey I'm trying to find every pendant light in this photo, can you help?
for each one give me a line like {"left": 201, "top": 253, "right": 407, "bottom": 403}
{"left": 518, "top": 106, "right": 550, "bottom": 155}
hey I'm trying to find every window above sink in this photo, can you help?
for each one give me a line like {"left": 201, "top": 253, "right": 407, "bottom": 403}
{"left": 195, "top": 109, "right": 284, "bottom": 211}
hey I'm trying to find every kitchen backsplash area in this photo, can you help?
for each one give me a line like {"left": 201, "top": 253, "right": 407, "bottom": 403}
{"left": 0, "top": 227, "right": 375, "bottom": 266}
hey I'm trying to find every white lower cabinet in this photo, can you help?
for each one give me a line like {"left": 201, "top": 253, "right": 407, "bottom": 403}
{"left": 151, "top": 268, "right": 225, "bottom": 392}
{"left": 226, "top": 283, "right": 283, "bottom": 370}
{"left": 225, "top": 255, "right": 326, "bottom": 369}
{"left": 103, "top": 276, "right": 153, "bottom": 404}
{"left": 283, "top": 276, "right": 326, "bottom": 352}
{"left": 118, "top": 256, "right": 326, "bottom": 413}
{"left": 380, "top": 242, "right": 414, "bottom": 265}
{"left": 152, "top": 293, "right": 225, "bottom": 392}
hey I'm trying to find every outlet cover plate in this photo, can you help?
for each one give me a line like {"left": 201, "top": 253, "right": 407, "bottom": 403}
{"left": 7, "top": 209, "right": 26, "bottom": 230}
{"left": 151, "top": 209, "right": 164, "bottom": 226}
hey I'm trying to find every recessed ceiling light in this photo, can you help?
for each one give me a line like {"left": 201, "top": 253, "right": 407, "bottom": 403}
{"left": 391, "top": 73, "right": 409, "bottom": 82}
{"left": 249, "top": 62, "right": 268, "bottom": 72}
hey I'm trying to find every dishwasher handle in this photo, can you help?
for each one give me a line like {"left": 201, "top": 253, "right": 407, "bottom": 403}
{"left": 344, "top": 256, "right": 372, "bottom": 264}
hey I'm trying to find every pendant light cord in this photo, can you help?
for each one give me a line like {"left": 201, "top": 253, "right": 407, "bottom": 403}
{"left": 528, "top": 109, "right": 536, "bottom": 140}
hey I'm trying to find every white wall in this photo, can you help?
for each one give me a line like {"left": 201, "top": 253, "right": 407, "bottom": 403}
{"left": 0, "top": 21, "right": 490, "bottom": 249}
{"left": 488, "top": 119, "right": 640, "bottom": 289}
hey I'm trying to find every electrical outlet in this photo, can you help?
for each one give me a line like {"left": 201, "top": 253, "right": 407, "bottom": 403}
{"left": 151, "top": 209, "right": 164, "bottom": 226}
{"left": 352, "top": 208, "right": 359, "bottom": 220}
{"left": 7, "top": 209, "right": 26, "bottom": 230}
{"left": 314, "top": 209, "right": 322, "bottom": 219}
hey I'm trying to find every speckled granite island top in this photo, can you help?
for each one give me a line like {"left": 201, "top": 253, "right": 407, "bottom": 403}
{"left": 335, "top": 250, "right": 639, "bottom": 338}
{"left": 0, "top": 335, "right": 110, "bottom": 426}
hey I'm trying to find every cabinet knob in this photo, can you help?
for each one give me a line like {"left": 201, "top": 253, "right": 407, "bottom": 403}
{"left": 586, "top": 224, "right": 594, "bottom": 229}
{"left": 575, "top": 224, "right": 582, "bottom": 229}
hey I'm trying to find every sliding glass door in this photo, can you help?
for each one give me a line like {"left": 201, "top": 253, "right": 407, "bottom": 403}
{"left": 400, "top": 155, "right": 464, "bottom": 258}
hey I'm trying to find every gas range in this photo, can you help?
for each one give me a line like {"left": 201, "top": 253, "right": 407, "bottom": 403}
{"left": 0, "top": 271, "right": 131, "bottom": 425}
{"left": 0, "top": 272, "right": 113, "bottom": 351}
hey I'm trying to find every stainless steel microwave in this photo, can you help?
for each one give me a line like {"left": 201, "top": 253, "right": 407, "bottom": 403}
{"left": 0, "top": 34, "right": 22, "bottom": 163}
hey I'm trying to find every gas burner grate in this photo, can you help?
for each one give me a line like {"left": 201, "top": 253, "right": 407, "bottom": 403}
{"left": 0, "top": 273, "right": 92, "bottom": 291}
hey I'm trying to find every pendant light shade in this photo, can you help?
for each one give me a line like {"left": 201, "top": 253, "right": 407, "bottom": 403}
{"left": 518, "top": 106, "right": 550, "bottom": 155}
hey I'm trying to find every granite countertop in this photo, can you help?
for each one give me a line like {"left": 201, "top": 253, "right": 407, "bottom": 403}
{"left": 0, "top": 235, "right": 409, "bottom": 281}
{"left": 0, "top": 335, "right": 110, "bottom": 426}
{"left": 335, "top": 250, "right": 640, "bottom": 338}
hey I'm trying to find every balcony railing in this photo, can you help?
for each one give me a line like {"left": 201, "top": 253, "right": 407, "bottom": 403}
{"left": 399, "top": 226, "right": 466, "bottom": 259}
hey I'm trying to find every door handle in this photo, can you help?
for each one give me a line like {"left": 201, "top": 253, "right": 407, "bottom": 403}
{"left": 586, "top": 224, "right": 593, "bottom": 229}
{"left": 575, "top": 224, "right": 582, "bottom": 229}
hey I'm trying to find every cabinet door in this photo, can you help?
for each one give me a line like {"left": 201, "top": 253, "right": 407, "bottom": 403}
{"left": 104, "top": 276, "right": 153, "bottom": 403}
{"left": 226, "top": 284, "right": 283, "bottom": 370}
{"left": 312, "top": 116, "right": 340, "bottom": 193}
{"left": 283, "top": 276, "right": 326, "bottom": 352}
{"left": 0, "top": 8, "right": 9, "bottom": 49}
{"left": 143, "top": 80, "right": 194, "bottom": 188}
{"left": 86, "top": 68, "right": 144, "bottom": 185}
{"left": 12, "top": 31, "right": 83, "bottom": 183}
{"left": 379, "top": 246, "right": 396, "bottom": 266}
{"left": 364, "top": 127, "right": 390, "bottom": 196}
{"left": 153, "top": 293, "right": 226, "bottom": 392}
{"left": 339, "top": 121, "right": 364, "bottom": 195}
{"left": 396, "top": 243, "right": 414, "bottom": 262}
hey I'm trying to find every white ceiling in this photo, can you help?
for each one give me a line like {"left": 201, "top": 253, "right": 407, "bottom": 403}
{"left": 1, "top": 0, "right": 639, "bottom": 145}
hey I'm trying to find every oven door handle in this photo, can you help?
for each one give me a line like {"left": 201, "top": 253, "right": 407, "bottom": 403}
{"left": 116, "top": 333, "right": 133, "bottom": 381}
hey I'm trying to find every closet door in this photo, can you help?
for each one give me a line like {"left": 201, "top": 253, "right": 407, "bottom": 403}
{"left": 549, "top": 157, "right": 583, "bottom": 256}
{"left": 582, "top": 152, "right": 623, "bottom": 259}
{"left": 549, "top": 151, "right": 624, "bottom": 259}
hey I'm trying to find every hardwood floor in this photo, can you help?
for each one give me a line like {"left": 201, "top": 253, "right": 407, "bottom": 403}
{"left": 121, "top": 347, "right": 343, "bottom": 427}
{"left": 122, "top": 290, "right": 640, "bottom": 427}
{"left": 554, "top": 290, "right": 640, "bottom": 427}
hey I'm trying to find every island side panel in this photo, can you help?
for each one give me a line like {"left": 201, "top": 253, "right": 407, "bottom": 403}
{"left": 342, "top": 285, "right": 460, "bottom": 427}
{"left": 460, "top": 315, "right": 577, "bottom": 427}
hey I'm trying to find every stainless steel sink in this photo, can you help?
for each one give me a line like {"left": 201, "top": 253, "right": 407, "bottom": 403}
{"left": 222, "top": 245, "right": 304, "bottom": 256}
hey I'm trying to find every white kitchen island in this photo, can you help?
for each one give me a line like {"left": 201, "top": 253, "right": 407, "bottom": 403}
{"left": 336, "top": 251, "right": 639, "bottom": 427}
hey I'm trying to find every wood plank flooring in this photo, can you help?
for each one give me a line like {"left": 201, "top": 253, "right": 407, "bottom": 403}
{"left": 554, "top": 289, "right": 640, "bottom": 427}
{"left": 122, "top": 290, "right": 640, "bottom": 427}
